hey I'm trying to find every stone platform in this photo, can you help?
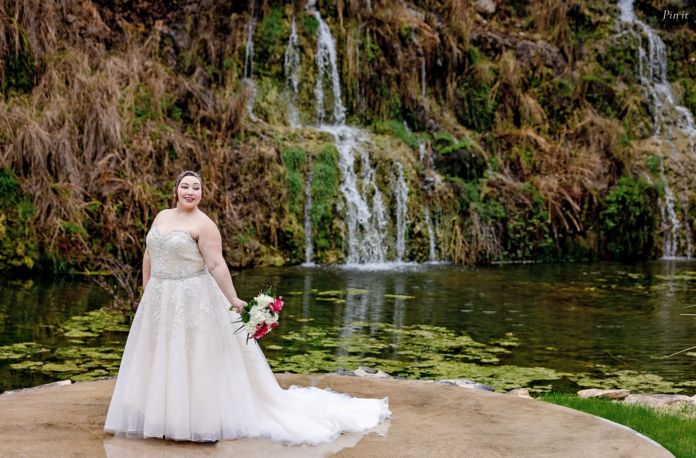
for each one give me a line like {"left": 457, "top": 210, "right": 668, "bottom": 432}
{"left": 0, "top": 375, "right": 673, "bottom": 458}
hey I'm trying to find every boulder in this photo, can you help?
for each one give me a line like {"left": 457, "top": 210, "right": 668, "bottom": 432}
{"left": 474, "top": 0, "right": 496, "bottom": 15}
{"left": 470, "top": 31, "right": 515, "bottom": 58}
{"left": 354, "top": 366, "right": 391, "bottom": 379}
{"left": 161, "top": 26, "right": 192, "bottom": 52}
{"left": 515, "top": 40, "right": 567, "bottom": 76}
{"left": 326, "top": 366, "right": 358, "bottom": 377}
{"left": 624, "top": 394, "right": 692, "bottom": 406}
{"left": 326, "top": 366, "right": 392, "bottom": 378}
{"left": 432, "top": 379, "right": 495, "bottom": 392}
{"left": 577, "top": 389, "right": 630, "bottom": 400}
{"left": 506, "top": 388, "right": 533, "bottom": 399}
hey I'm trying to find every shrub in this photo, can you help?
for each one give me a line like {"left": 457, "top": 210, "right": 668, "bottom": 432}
{"left": 601, "top": 176, "right": 659, "bottom": 260}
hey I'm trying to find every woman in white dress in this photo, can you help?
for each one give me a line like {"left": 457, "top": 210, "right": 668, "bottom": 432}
{"left": 104, "top": 171, "right": 390, "bottom": 444}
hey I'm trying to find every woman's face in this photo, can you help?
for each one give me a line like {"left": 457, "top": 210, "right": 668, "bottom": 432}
{"left": 176, "top": 176, "right": 202, "bottom": 210}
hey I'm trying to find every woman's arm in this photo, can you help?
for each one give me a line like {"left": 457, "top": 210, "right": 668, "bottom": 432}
{"left": 142, "top": 248, "right": 151, "bottom": 291}
{"left": 198, "top": 221, "right": 247, "bottom": 312}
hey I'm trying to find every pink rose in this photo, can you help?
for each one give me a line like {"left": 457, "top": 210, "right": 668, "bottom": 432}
{"left": 254, "top": 323, "right": 268, "bottom": 339}
{"left": 270, "top": 297, "right": 284, "bottom": 313}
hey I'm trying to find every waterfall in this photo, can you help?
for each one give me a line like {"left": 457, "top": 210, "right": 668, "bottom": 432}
{"left": 244, "top": 0, "right": 256, "bottom": 79}
{"left": 309, "top": 9, "right": 346, "bottom": 125}
{"left": 284, "top": 16, "right": 301, "bottom": 127}
{"left": 418, "top": 142, "right": 427, "bottom": 164}
{"left": 243, "top": 0, "right": 258, "bottom": 119}
{"left": 424, "top": 206, "right": 437, "bottom": 262}
{"left": 660, "top": 155, "right": 681, "bottom": 259}
{"left": 286, "top": 5, "right": 416, "bottom": 267}
{"left": 303, "top": 162, "right": 315, "bottom": 266}
{"left": 617, "top": 0, "right": 696, "bottom": 258}
{"left": 318, "top": 126, "right": 391, "bottom": 264}
{"left": 394, "top": 161, "right": 409, "bottom": 261}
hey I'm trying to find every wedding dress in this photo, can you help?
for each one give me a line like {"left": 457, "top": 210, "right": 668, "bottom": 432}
{"left": 104, "top": 226, "right": 390, "bottom": 444}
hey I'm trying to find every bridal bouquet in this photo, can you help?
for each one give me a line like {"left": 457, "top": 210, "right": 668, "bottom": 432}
{"left": 232, "top": 287, "right": 283, "bottom": 343}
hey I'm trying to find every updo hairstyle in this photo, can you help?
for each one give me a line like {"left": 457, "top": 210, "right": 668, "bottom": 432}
{"left": 172, "top": 170, "right": 202, "bottom": 207}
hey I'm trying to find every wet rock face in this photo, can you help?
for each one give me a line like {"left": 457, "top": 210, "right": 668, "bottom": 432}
{"left": 469, "top": 31, "right": 567, "bottom": 77}
{"left": 515, "top": 40, "right": 567, "bottom": 76}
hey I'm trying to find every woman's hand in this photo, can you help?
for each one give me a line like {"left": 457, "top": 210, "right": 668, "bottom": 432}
{"left": 229, "top": 297, "right": 248, "bottom": 314}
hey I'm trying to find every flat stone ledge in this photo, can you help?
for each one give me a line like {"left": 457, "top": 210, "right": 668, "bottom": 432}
{"left": 0, "top": 380, "right": 72, "bottom": 397}
{"left": 0, "top": 375, "right": 674, "bottom": 457}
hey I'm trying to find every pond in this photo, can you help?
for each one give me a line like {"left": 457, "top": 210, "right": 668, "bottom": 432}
{"left": 2, "top": 261, "right": 696, "bottom": 394}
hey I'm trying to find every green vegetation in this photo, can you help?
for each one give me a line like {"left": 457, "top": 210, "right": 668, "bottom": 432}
{"left": 539, "top": 393, "right": 696, "bottom": 458}
{"left": 0, "top": 0, "right": 692, "bottom": 275}
{"left": 1, "top": 35, "right": 36, "bottom": 97}
{"left": 310, "top": 143, "right": 340, "bottom": 262}
{"left": 601, "top": 176, "right": 659, "bottom": 261}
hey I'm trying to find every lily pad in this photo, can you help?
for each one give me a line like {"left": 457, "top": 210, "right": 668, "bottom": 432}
{"left": 346, "top": 288, "right": 369, "bottom": 295}
{"left": 384, "top": 294, "right": 415, "bottom": 299}
{"left": 63, "top": 330, "right": 99, "bottom": 338}
{"left": 71, "top": 370, "right": 109, "bottom": 382}
{"left": 10, "top": 361, "right": 44, "bottom": 370}
{"left": 40, "top": 362, "right": 86, "bottom": 373}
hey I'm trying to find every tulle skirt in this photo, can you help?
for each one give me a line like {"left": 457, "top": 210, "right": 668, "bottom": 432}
{"left": 104, "top": 272, "right": 390, "bottom": 444}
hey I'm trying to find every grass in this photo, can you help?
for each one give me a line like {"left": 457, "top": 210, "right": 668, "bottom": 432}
{"left": 539, "top": 393, "right": 696, "bottom": 458}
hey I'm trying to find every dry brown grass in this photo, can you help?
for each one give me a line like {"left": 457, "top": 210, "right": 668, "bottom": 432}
{"left": 532, "top": 0, "right": 571, "bottom": 46}
{"left": 0, "top": 0, "right": 277, "bottom": 274}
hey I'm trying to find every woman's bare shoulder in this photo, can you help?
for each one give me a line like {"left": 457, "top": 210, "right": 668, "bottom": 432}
{"left": 195, "top": 211, "right": 219, "bottom": 235}
{"left": 152, "top": 208, "right": 172, "bottom": 225}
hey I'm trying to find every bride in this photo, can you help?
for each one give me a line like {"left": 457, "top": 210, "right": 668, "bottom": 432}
{"left": 104, "top": 171, "right": 390, "bottom": 444}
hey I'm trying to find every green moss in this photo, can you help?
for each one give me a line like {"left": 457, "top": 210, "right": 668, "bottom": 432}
{"left": 644, "top": 154, "right": 661, "bottom": 175}
{"left": 255, "top": 6, "right": 289, "bottom": 81}
{"left": 310, "top": 143, "right": 340, "bottom": 261}
{"left": 372, "top": 120, "right": 420, "bottom": 150}
{"left": 301, "top": 13, "right": 319, "bottom": 36}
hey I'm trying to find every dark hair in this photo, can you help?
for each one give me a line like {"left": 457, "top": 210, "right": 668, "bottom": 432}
{"left": 172, "top": 171, "right": 202, "bottom": 207}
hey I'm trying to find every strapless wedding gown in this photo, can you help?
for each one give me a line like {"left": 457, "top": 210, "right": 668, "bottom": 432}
{"left": 104, "top": 226, "right": 390, "bottom": 444}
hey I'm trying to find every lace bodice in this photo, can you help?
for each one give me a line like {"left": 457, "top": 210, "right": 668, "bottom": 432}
{"left": 146, "top": 226, "right": 208, "bottom": 280}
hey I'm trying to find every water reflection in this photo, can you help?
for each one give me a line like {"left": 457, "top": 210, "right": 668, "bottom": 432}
{"left": 4, "top": 262, "right": 696, "bottom": 393}
{"left": 103, "top": 421, "right": 390, "bottom": 458}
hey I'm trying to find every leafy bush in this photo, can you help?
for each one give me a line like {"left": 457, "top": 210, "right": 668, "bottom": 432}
{"left": 601, "top": 176, "right": 658, "bottom": 260}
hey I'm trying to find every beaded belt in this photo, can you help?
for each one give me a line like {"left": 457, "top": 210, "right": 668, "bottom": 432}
{"left": 152, "top": 266, "right": 209, "bottom": 280}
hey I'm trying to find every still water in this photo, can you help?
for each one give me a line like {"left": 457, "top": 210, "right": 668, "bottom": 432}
{"left": 2, "top": 261, "right": 696, "bottom": 394}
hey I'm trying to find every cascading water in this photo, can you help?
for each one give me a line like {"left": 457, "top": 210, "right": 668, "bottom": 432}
{"left": 308, "top": 6, "right": 346, "bottom": 125}
{"left": 394, "top": 162, "right": 409, "bottom": 261}
{"left": 292, "top": 3, "right": 429, "bottom": 267}
{"left": 243, "top": 0, "right": 256, "bottom": 79}
{"left": 424, "top": 206, "right": 437, "bottom": 262}
{"left": 303, "top": 162, "right": 315, "bottom": 266}
{"left": 659, "top": 154, "right": 682, "bottom": 258}
{"left": 243, "top": 0, "right": 258, "bottom": 119}
{"left": 320, "top": 125, "right": 391, "bottom": 264}
{"left": 284, "top": 16, "right": 301, "bottom": 128}
{"left": 617, "top": 0, "right": 696, "bottom": 258}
